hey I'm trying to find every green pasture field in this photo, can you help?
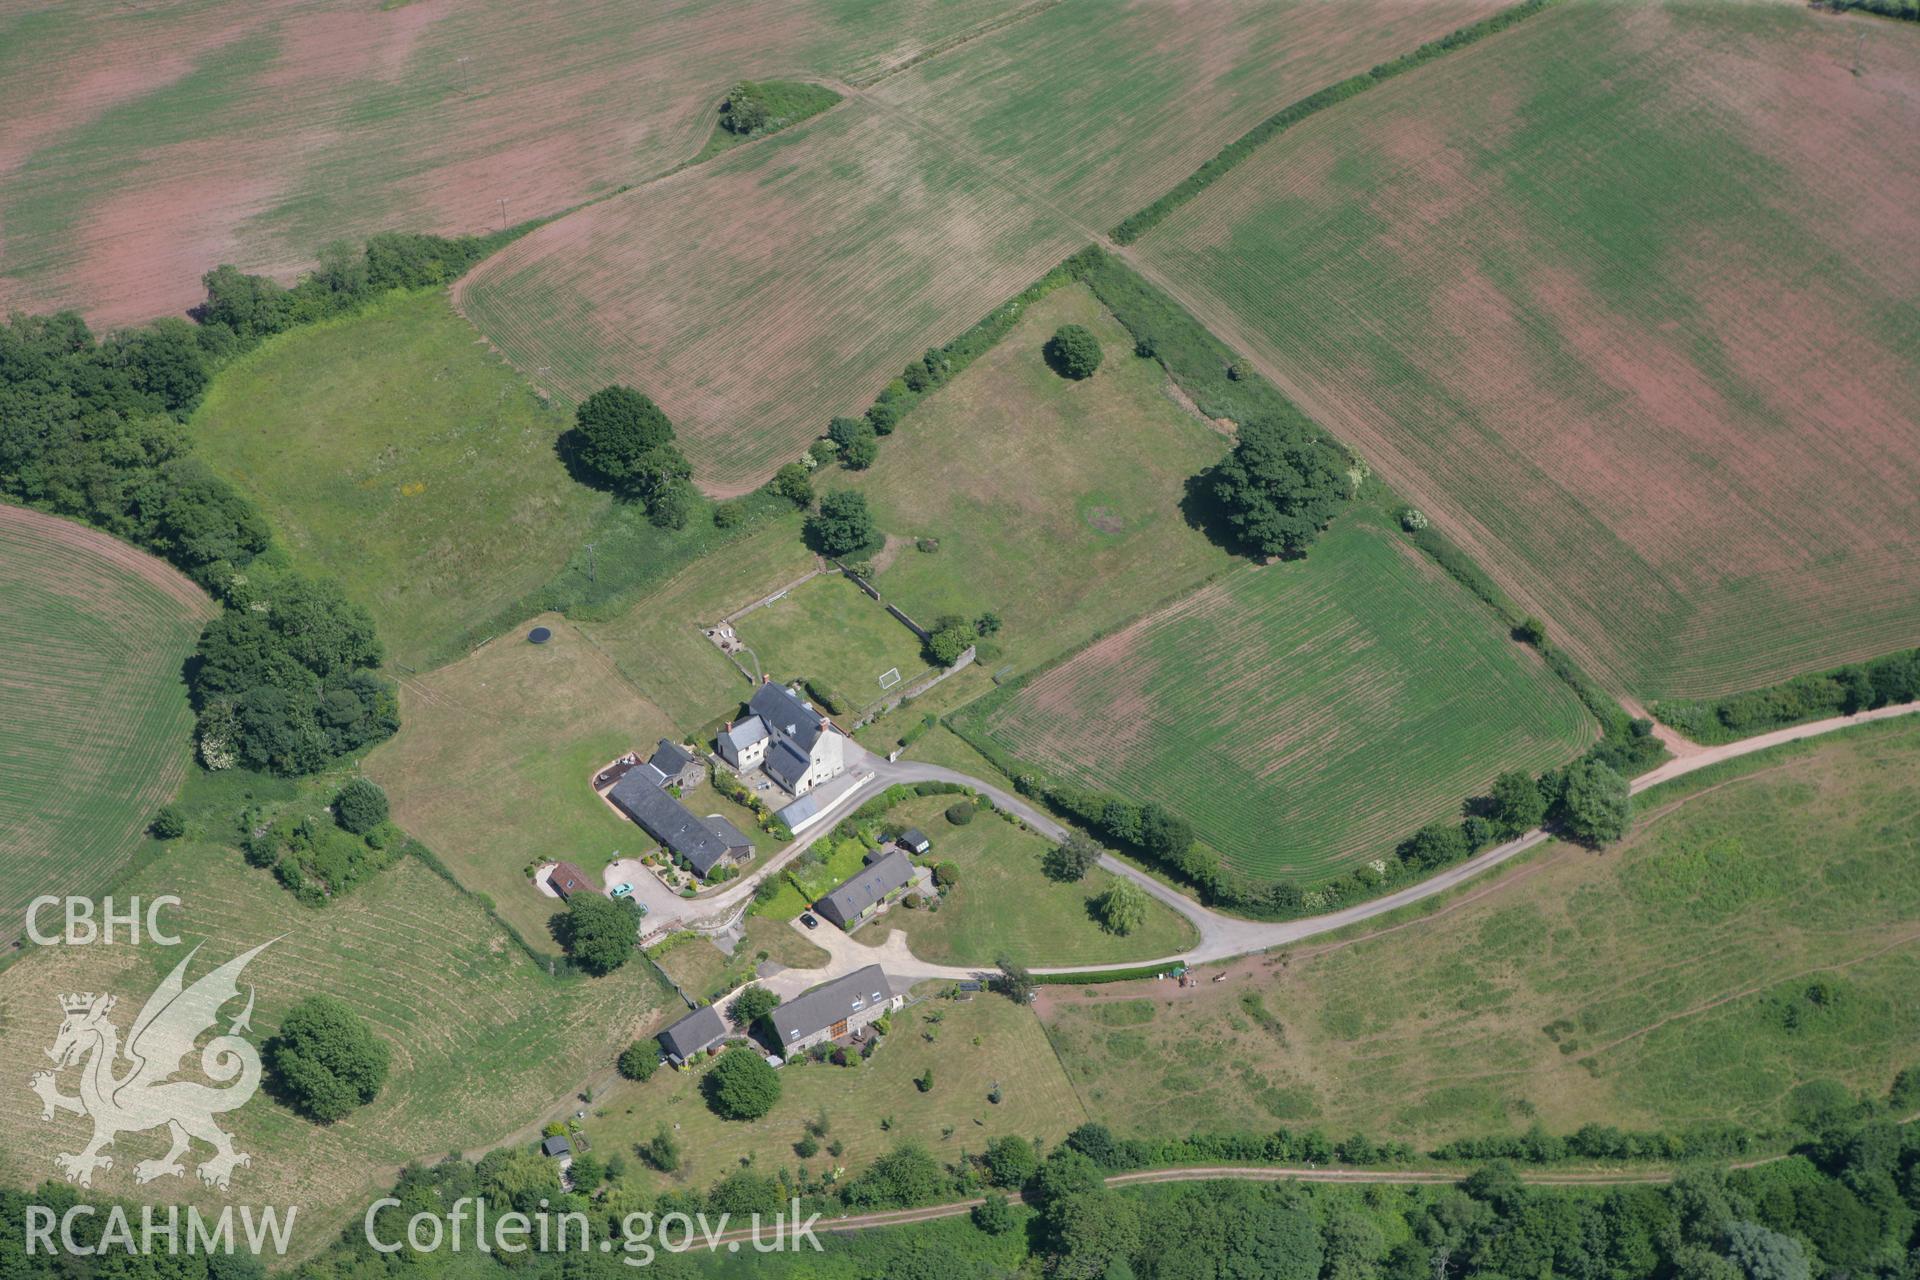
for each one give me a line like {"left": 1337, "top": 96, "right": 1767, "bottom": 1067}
{"left": 959, "top": 510, "right": 1596, "bottom": 884}
{"left": 0, "top": 506, "right": 216, "bottom": 948}
{"left": 590, "top": 994, "right": 1084, "bottom": 1196}
{"left": 0, "top": 829, "right": 666, "bottom": 1256}
{"left": 1044, "top": 715, "right": 1920, "bottom": 1147}
{"left": 191, "top": 292, "right": 606, "bottom": 669}
{"left": 731, "top": 572, "right": 929, "bottom": 713}
{"left": 0, "top": 0, "right": 1039, "bottom": 324}
{"left": 850, "top": 797, "right": 1196, "bottom": 967}
{"left": 578, "top": 518, "right": 814, "bottom": 730}
{"left": 1130, "top": 0, "right": 1920, "bottom": 702}
{"left": 364, "top": 614, "right": 675, "bottom": 947}
{"left": 829, "top": 283, "right": 1232, "bottom": 678}
{"left": 454, "top": 0, "right": 1505, "bottom": 494}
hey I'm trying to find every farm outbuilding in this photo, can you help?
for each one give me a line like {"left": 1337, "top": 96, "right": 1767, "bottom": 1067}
{"left": 546, "top": 861, "right": 599, "bottom": 899}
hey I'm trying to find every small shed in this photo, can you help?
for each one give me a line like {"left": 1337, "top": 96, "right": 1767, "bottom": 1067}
{"left": 541, "top": 1134, "right": 571, "bottom": 1158}
{"left": 900, "top": 828, "right": 931, "bottom": 855}
{"left": 546, "top": 861, "right": 599, "bottom": 899}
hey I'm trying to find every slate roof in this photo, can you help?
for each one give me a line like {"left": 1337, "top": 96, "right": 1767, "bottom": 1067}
{"left": 815, "top": 850, "right": 915, "bottom": 929}
{"left": 608, "top": 772, "right": 750, "bottom": 876}
{"left": 768, "top": 965, "right": 894, "bottom": 1046}
{"left": 900, "top": 828, "right": 930, "bottom": 852}
{"left": 657, "top": 1004, "right": 727, "bottom": 1062}
{"left": 719, "top": 717, "right": 769, "bottom": 753}
{"left": 541, "top": 1135, "right": 571, "bottom": 1157}
{"left": 764, "top": 738, "right": 813, "bottom": 791}
{"left": 648, "top": 739, "right": 695, "bottom": 778}
{"left": 777, "top": 792, "right": 821, "bottom": 830}
{"left": 749, "top": 681, "right": 826, "bottom": 753}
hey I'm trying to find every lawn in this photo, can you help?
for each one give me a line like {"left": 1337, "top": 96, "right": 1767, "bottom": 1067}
{"left": 0, "top": 831, "right": 667, "bottom": 1257}
{"left": 589, "top": 993, "right": 1084, "bottom": 1196}
{"left": 0, "top": 0, "right": 1039, "bottom": 325}
{"left": 454, "top": 0, "right": 1507, "bottom": 494}
{"left": 1043, "top": 715, "right": 1920, "bottom": 1147}
{"left": 957, "top": 510, "right": 1597, "bottom": 885}
{"left": 191, "top": 291, "right": 606, "bottom": 669}
{"left": 1130, "top": 0, "right": 1920, "bottom": 702}
{"left": 851, "top": 797, "right": 1196, "bottom": 967}
{"left": 0, "top": 505, "right": 216, "bottom": 949}
{"left": 732, "top": 572, "right": 930, "bottom": 715}
{"left": 579, "top": 518, "right": 815, "bottom": 730}
{"left": 830, "top": 283, "right": 1233, "bottom": 678}
{"left": 653, "top": 917, "right": 832, "bottom": 1007}
{"left": 363, "top": 613, "right": 675, "bottom": 948}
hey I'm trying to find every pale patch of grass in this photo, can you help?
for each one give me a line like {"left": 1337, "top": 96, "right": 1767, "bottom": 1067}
{"left": 365, "top": 614, "right": 673, "bottom": 947}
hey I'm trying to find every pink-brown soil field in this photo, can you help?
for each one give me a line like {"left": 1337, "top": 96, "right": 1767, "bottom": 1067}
{"left": 0, "top": 0, "right": 1034, "bottom": 325}
{"left": 958, "top": 515, "right": 1595, "bottom": 884}
{"left": 453, "top": 0, "right": 1510, "bottom": 493}
{"left": 459, "top": 99, "right": 1085, "bottom": 495}
{"left": 1131, "top": 0, "right": 1920, "bottom": 702}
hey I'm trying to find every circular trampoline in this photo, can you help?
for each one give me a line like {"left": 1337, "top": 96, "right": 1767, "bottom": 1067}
{"left": 528, "top": 626, "right": 553, "bottom": 644}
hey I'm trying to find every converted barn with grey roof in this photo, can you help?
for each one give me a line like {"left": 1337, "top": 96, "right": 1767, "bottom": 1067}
{"left": 814, "top": 849, "right": 918, "bottom": 931}
{"left": 768, "top": 964, "right": 900, "bottom": 1054}
{"left": 608, "top": 770, "right": 751, "bottom": 878}
{"left": 656, "top": 1003, "right": 728, "bottom": 1066}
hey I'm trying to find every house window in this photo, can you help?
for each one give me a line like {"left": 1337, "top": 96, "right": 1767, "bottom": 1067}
{"left": 850, "top": 997, "right": 865, "bottom": 1011}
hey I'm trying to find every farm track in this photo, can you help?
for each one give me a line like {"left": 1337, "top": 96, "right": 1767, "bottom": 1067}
{"left": 701, "top": 1158, "right": 1763, "bottom": 1246}
{"left": 860, "top": 700, "right": 1920, "bottom": 977}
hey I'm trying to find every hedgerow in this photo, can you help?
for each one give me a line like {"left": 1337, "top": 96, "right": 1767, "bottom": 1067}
{"left": 1655, "top": 648, "right": 1920, "bottom": 744}
{"left": 1109, "top": 0, "right": 1557, "bottom": 244}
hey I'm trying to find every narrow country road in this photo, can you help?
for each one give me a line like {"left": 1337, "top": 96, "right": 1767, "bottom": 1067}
{"left": 746, "top": 702, "right": 1920, "bottom": 982}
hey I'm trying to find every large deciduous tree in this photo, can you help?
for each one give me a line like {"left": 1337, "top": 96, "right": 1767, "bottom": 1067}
{"left": 805, "top": 490, "right": 877, "bottom": 557}
{"left": 560, "top": 894, "right": 639, "bottom": 975}
{"left": 266, "top": 995, "right": 391, "bottom": 1123}
{"left": 1209, "top": 414, "right": 1349, "bottom": 559}
{"left": 703, "top": 1045, "right": 781, "bottom": 1120}
{"left": 1557, "top": 758, "right": 1631, "bottom": 845}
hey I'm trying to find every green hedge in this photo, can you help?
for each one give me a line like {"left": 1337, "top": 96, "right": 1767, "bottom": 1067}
{"left": 1110, "top": 0, "right": 1556, "bottom": 244}
{"left": 1655, "top": 648, "right": 1920, "bottom": 745}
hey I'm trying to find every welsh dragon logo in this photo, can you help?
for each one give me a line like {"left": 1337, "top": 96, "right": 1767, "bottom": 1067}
{"left": 30, "top": 941, "right": 271, "bottom": 1190}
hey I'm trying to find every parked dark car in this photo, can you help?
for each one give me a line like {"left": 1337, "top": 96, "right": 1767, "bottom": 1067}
{"left": 800, "top": 913, "right": 820, "bottom": 930}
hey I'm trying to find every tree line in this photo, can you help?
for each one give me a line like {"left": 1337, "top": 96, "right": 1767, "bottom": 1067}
{"left": 1656, "top": 647, "right": 1920, "bottom": 745}
{"left": 0, "top": 230, "right": 508, "bottom": 777}
{"left": 10, "top": 1069, "right": 1915, "bottom": 1280}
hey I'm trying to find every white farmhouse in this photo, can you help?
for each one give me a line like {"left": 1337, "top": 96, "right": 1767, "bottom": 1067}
{"left": 715, "top": 678, "right": 847, "bottom": 796}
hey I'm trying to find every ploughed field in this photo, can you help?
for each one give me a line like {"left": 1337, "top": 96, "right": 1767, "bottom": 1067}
{"left": 957, "top": 513, "right": 1596, "bottom": 885}
{"left": 0, "top": 505, "right": 216, "bottom": 948}
{"left": 455, "top": 0, "right": 1509, "bottom": 495}
{"left": 1128, "top": 0, "right": 1920, "bottom": 702}
{"left": 0, "top": 0, "right": 1036, "bottom": 325}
